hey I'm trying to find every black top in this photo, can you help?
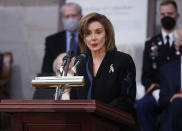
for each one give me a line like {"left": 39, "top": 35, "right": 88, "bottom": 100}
{"left": 71, "top": 51, "right": 136, "bottom": 113}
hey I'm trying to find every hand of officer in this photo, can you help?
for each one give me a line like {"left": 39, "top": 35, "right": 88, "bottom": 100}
{"left": 170, "top": 93, "right": 182, "bottom": 102}
{"left": 177, "top": 27, "right": 182, "bottom": 45}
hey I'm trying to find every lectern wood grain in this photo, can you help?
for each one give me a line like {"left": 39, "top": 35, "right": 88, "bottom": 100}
{"left": 0, "top": 100, "right": 134, "bottom": 131}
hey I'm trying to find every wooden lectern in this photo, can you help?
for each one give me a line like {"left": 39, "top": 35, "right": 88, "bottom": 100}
{"left": 0, "top": 100, "right": 134, "bottom": 131}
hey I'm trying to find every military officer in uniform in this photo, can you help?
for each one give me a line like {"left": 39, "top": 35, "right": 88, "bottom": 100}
{"left": 159, "top": 28, "right": 182, "bottom": 131}
{"left": 136, "top": 1, "right": 180, "bottom": 131}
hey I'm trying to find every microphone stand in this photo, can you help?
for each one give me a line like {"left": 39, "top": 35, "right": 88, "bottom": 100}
{"left": 54, "top": 84, "right": 63, "bottom": 100}
{"left": 64, "top": 56, "right": 71, "bottom": 76}
{"left": 54, "top": 52, "right": 73, "bottom": 100}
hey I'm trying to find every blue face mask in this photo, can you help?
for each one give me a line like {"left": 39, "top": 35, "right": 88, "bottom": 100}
{"left": 161, "top": 16, "right": 176, "bottom": 30}
{"left": 63, "top": 18, "right": 80, "bottom": 32}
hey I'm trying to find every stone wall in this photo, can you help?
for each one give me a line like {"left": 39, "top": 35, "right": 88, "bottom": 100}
{"left": 0, "top": 0, "right": 60, "bottom": 99}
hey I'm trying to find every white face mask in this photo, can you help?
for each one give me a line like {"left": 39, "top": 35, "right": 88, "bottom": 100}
{"left": 63, "top": 18, "right": 80, "bottom": 32}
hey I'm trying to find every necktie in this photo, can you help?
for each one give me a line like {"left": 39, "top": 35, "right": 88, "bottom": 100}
{"left": 70, "top": 34, "right": 77, "bottom": 55}
{"left": 166, "top": 35, "right": 170, "bottom": 48}
{"left": 165, "top": 35, "right": 171, "bottom": 58}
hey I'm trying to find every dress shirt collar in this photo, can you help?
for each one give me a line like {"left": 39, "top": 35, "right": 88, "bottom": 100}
{"left": 161, "top": 29, "right": 175, "bottom": 47}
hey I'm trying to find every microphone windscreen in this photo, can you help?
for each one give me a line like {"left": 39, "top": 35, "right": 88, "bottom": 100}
{"left": 72, "top": 52, "right": 88, "bottom": 73}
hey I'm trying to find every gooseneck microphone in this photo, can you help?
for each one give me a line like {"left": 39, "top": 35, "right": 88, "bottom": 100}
{"left": 64, "top": 50, "right": 74, "bottom": 76}
{"left": 55, "top": 50, "right": 73, "bottom": 100}
{"left": 72, "top": 52, "right": 88, "bottom": 74}
{"left": 60, "top": 56, "right": 68, "bottom": 74}
{"left": 59, "top": 50, "right": 73, "bottom": 76}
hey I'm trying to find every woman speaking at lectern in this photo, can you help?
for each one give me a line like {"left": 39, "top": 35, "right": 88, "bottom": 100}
{"left": 56, "top": 12, "right": 136, "bottom": 114}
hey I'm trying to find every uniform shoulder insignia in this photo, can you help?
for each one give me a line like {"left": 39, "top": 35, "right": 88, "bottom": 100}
{"left": 157, "top": 41, "right": 162, "bottom": 46}
{"left": 146, "top": 37, "right": 151, "bottom": 42}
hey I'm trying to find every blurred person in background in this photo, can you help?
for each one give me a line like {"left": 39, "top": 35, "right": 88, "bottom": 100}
{"left": 40, "top": 2, "right": 82, "bottom": 76}
{"left": 33, "top": 2, "right": 82, "bottom": 99}
{"left": 159, "top": 27, "right": 182, "bottom": 131}
{"left": 136, "top": 0, "right": 180, "bottom": 131}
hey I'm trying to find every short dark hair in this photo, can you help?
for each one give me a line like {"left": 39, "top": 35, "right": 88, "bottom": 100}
{"left": 78, "top": 12, "right": 117, "bottom": 53}
{"left": 160, "top": 0, "right": 178, "bottom": 11}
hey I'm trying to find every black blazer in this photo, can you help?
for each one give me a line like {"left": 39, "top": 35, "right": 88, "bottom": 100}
{"left": 159, "top": 59, "right": 181, "bottom": 108}
{"left": 41, "top": 31, "right": 67, "bottom": 75}
{"left": 71, "top": 51, "right": 136, "bottom": 113}
{"left": 141, "top": 33, "right": 180, "bottom": 92}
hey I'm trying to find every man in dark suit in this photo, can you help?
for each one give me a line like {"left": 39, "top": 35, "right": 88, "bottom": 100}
{"left": 33, "top": 2, "right": 82, "bottom": 99}
{"left": 40, "top": 2, "right": 82, "bottom": 76}
{"left": 159, "top": 28, "right": 182, "bottom": 131}
{"left": 136, "top": 1, "right": 180, "bottom": 131}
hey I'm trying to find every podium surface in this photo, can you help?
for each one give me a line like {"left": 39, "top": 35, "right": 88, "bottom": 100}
{"left": 0, "top": 100, "right": 134, "bottom": 131}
